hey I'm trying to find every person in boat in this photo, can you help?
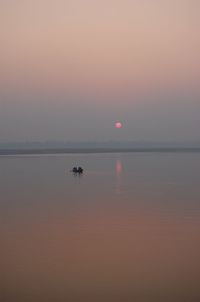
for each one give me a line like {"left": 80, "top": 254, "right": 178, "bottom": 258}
{"left": 78, "top": 167, "right": 83, "bottom": 173}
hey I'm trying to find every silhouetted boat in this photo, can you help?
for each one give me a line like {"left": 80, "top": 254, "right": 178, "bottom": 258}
{"left": 72, "top": 167, "right": 84, "bottom": 174}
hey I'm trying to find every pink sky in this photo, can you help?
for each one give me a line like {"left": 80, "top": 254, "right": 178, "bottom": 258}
{"left": 1, "top": 1, "right": 199, "bottom": 94}
{"left": 0, "top": 0, "right": 200, "bottom": 142}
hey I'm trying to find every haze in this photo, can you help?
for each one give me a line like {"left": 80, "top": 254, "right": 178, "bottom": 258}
{"left": 0, "top": 0, "right": 200, "bottom": 143}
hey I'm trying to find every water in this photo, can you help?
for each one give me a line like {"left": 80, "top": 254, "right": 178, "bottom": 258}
{"left": 1, "top": 152, "right": 200, "bottom": 301}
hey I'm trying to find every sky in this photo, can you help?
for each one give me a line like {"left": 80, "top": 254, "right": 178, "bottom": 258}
{"left": 0, "top": 0, "right": 200, "bottom": 143}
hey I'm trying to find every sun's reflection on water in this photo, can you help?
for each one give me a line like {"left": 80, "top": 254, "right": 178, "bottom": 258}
{"left": 115, "top": 158, "right": 122, "bottom": 195}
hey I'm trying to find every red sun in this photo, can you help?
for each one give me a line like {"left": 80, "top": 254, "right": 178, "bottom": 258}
{"left": 115, "top": 122, "right": 122, "bottom": 129}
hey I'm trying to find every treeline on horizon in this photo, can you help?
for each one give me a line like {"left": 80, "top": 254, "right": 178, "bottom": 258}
{"left": 1, "top": 141, "right": 200, "bottom": 150}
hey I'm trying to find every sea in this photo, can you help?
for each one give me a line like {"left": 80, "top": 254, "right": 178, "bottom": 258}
{"left": 1, "top": 151, "right": 200, "bottom": 301}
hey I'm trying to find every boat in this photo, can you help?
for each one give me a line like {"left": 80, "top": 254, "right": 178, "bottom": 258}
{"left": 72, "top": 166, "right": 84, "bottom": 174}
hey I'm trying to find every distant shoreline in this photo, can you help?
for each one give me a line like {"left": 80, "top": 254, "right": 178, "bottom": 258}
{"left": 1, "top": 147, "right": 200, "bottom": 156}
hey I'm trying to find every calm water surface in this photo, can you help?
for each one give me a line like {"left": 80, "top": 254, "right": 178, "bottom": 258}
{"left": 1, "top": 152, "right": 200, "bottom": 301}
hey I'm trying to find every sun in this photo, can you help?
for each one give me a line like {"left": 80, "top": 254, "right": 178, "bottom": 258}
{"left": 115, "top": 122, "right": 122, "bottom": 129}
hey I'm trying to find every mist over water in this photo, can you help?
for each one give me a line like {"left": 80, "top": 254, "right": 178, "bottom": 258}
{"left": 1, "top": 152, "right": 200, "bottom": 301}
{"left": 1, "top": 1, "right": 200, "bottom": 300}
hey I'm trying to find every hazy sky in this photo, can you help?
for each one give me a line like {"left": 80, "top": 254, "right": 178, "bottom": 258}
{"left": 0, "top": 0, "right": 200, "bottom": 142}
